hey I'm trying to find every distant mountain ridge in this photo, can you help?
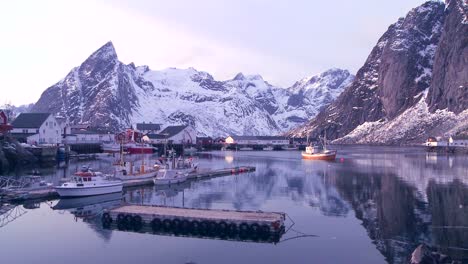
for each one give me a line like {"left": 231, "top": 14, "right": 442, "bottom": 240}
{"left": 290, "top": 0, "right": 468, "bottom": 144}
{"left": 31, "top": 43, "right": 353, "bottom": 136}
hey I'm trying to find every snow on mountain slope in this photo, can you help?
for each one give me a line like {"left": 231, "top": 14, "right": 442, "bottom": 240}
{"left": 32, "top": 42, "right": 350, "bottom": 136}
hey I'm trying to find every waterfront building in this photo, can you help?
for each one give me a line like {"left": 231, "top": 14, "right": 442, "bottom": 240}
{"left": 147, "top": 125, "right": 196, "bottom": 144}
{"left": 10, "top": 113, "right": 62, "bottom": 144}
{"left": 225, "top": 136, "right": 289, "bottom": 146}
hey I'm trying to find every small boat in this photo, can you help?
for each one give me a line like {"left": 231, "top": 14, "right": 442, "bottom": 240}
{"left": 301, "top": 134, "right": 337, "bottom": 161}
{"left": 183, "top": 146, "right": 197, "bottom": 155}
{"left": 283, "top": 145, "right": 299, "bottom": 151}
{"left": 154, "top": 155, "right": 198, "bottom": 185}
{"left": 263, "top": 146, "right": 274, "bottom": 151}
{"left": 55, "top": 166, "right": 123, "bottom": 197}
{"left": 113, "top": 143, "right": 159, "bottom": 181}
{"left": 102, "top": 142, "right": 120, "bottom": 153}
{"left": 238, "top": 147, "right": 253, "bottom": 151}
{"left": 114, "top": 161, "right": 158, "bottom": 181}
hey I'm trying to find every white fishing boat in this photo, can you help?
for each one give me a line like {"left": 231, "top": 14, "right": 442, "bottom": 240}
{"left": 238, "top": 147, "right": 253, "bottom": 151}
{"left": 153, "top": 155, "right": 198, "bottom": 185}
{"left": 114, "top": 161, "right": 158, "bottom": 181}
{"left": 55, "top": 166, "right": 123, "bottom": 197}
{"left": 263, "top": 145, "right": 274, "bottom": 151}
{"left": 102, "top": 142, "right": 120, "bottom": 153}
{"left": 183, "top": 146, "right": 197, "bottom": 155}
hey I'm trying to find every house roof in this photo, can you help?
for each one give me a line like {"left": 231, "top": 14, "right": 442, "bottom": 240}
{"left": 11, "top": 113, "right": 50, "bottom": 128}
{"left": 136, "top": 123, "right": 161, "bottom": 131}
{"left": 159, "top": 125, "right": 188, "bottom": 137}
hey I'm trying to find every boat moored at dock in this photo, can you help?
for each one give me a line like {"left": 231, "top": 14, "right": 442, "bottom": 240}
{"left": 55, "top": 166, "right": 123, "bottom": 197}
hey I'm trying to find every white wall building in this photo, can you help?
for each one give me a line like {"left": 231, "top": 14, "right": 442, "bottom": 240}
{"left": 11, "top": 113, "right": 62, "bottom": 144}
{"left": 147, "top": 125, "right": 196, "bottom": 144}
{"left": 63, "top": 127, "right": 114, "bottom": 144}
{"left": 225, "top": 136, "right": 289, "bottom": 145}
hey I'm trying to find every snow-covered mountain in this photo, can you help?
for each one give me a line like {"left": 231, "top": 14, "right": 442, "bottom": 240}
{"left": 290, "top": 0, "right": 468, "bottom": 144}
{"left": 31, "top": 43, "right": 352, "bottom": 136}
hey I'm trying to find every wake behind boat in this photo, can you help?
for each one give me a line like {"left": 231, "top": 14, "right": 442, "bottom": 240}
{"left": 55, "top": 166, "right": 123, "bottom": 197}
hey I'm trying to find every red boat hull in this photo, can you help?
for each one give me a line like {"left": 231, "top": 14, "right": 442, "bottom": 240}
{"left": 127, "top": 147, "right": 154, "bottom": 154}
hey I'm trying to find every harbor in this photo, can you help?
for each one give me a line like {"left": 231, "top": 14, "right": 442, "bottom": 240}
{"left": 0, "top": 166, "right": 256, "bottom": 202}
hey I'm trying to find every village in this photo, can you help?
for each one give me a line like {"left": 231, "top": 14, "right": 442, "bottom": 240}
{"left": 0, "top": 111, "right": 315, "bottom": 163}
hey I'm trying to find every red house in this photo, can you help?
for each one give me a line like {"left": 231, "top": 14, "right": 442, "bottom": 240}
{"left": 0, "top": 111, "right": 13, "bottom": 134}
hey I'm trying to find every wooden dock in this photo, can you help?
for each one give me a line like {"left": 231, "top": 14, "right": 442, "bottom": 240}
{"left": 3, "top": 166, "right": 256, "bottom": 202}
{"left": 103, "top": 204, "right": 285, "bottom": 243}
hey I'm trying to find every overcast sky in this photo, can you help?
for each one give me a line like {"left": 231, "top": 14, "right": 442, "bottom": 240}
{"left": 1, "top": 0, "right": 430, "bottom": 105}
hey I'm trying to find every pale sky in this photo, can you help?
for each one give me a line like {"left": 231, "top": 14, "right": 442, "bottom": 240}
{"left": 0, "top": 0, "right": 429, "bottom": 106}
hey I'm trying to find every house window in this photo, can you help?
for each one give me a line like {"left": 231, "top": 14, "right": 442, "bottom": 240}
{"left": 36, "top": 129, "right": 39, "bottom": 133}
{"left": 22, "top": 129, "right": 28, "bottom": 133}
{"left": 43, "top": 129, "right": 45, "bottom": 134}
{"left": 46, "top": 122, "right": 48, "bottom": 126}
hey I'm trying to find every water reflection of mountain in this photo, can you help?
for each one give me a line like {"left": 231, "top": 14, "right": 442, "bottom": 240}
{"left": 333, "top": 154, "right": 468, "bottom": 264}
{"left": 124, "top": 156, "right": 350, "bottom": 216}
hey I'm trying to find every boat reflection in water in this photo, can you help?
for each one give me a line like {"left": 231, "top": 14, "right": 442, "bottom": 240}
{"left": 53, "top": 192, "right": 123, "bottom": 219}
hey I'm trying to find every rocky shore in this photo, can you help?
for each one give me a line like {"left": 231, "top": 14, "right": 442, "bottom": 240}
{"left": 0, "top": 136, "right": 37, "bottom": 175}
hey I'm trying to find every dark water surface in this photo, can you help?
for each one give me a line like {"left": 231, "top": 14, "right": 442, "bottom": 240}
{"left": 1, "top": 146, "right": 467, "bottom": 264}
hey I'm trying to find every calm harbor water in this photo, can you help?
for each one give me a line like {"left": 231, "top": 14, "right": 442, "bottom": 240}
{"left": 1, "top": 146, "right": 467, "bottom": 264}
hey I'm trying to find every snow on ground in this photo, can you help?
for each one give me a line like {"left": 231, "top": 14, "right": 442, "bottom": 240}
{"left": 336, "top": 91, "right": 468, "bottom": 144}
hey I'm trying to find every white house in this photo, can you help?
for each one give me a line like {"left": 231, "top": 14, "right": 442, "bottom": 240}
{"left": 225, "top": 136, "right": 289, "bottom": 145}
{"left": 63, "top": 126, "right": 114, "bottom": 144}
{"left": 147, "top": 125, "right": 196, "bottom": 144}
{"left": 11, "top": 113, "right": 62, "bottom": 144}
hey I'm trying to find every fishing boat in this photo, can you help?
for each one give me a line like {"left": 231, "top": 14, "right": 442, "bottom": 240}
{"left": 301, "top": 134, "right": 337, "bottom": 161}
{"left": 263, "top": 145, "right": 274, "bottom": 151}
{"left": 113, "top": 142, "right": 159, "bottom": 181}
{"left": 153, "top": 154, "right": 198, "bottom": 185}
{"left": 238, "top": 146, "right": 253, "bottom": 151}
{"left": 55, "top": 166, "right": 123, "bottom": 197}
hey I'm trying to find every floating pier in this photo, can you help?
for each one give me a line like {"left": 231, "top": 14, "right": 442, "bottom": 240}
{"left": 102, "top": 204, "right": 285, "bottom": 243}
{"left": 3, "top": 166, "right": 256, "bottom": 202}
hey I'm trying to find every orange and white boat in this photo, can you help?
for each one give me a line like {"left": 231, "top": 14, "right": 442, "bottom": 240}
{"left": 301, "top": 134, "right": 337, "bottom": 161}
{"left": 301, "top": 146, "right": 337, "bottom": 160}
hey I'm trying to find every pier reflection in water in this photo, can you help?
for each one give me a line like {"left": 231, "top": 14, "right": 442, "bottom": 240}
{"left": 0, "top": 147, "right": 467, "bottom": 264}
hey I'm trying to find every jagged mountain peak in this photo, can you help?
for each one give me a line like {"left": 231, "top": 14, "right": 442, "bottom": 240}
{"left": 290, "top": 68, "right": 353, "bottom": 92}
{"left": 232, "top": 72, "right": 264, "bottom": 82}
{"left": 87, "top": 41, "right": 118, "bottom": 62}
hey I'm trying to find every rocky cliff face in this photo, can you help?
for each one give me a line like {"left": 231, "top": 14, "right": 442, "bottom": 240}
{"left": 291, "top": 1, "right": 467, "bottom": 143}
{"left": 32, "top": 42, "right": 142, "bottom": 129}
{"left": 32, "top": 42, "right": 351, "bottom": 136}
{"left": 427, "top": 0, "right": 468, "bottom": 114}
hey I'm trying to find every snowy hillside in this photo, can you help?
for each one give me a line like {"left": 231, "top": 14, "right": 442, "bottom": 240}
{"left": 32, "top": 42, "right": 352, "bottom": 136}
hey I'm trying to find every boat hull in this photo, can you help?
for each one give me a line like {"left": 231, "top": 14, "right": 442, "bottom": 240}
{"left": 301, "top": 151, "right": 337, "bottom": 161}
{"left": 55, "top": 183, "right": 123, "bottom": 197}
{"left": 127, "top": 147, "right": 154, "bottom": 154}
{"left": 115, "top": 171, "right": 156, "bottom": 181}
{"left": 153, "top": 169, "right": 192, "bottom": 185}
